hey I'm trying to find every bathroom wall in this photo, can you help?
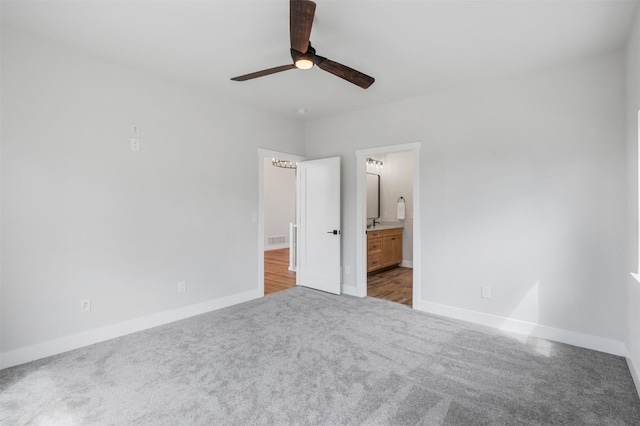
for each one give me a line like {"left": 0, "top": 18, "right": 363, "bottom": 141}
{"left": 378, "top": 152, "right": 414, "bottom": 264}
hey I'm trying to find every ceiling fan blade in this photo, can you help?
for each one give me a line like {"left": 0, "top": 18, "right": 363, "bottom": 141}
{"left": 315, "top": 57, "right": 375, "bottom": 89}
{"left": 290, "top": 0, "right": 316, "bottom": 53}
{"left": 230, "top": 64, "right": 296, "bottom": 81}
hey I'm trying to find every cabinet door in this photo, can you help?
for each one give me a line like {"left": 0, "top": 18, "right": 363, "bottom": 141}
{"left": 382, "top": 233, "right": 402, "bottom": 267}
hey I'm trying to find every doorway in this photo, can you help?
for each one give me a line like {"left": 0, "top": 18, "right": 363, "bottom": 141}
{"left": 258, "top": 150, "right": 343, "bottom": 296}
{"left": 365, "top": 151, "right": 414, "bottom": 306}
{"left": 257, "top": 149, "right": 305, "bottom": 296}
{"left": 355, "top": 143, "right": 421, "bottom": 308}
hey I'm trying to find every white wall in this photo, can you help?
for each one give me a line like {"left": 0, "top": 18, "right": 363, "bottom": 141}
{"left": 306, "top": 51, "right": 627, "bottom": 347}
{"left": 625, "top": 7, "right": 640, "bottom": 388}
{"left": 263, "top": 157, "right": 296, "bottom": 249}
{"left": 0, "top": 27, "right": 305, "bottom": 362}
{"left": 1, "top": 22, "right": 634, "bottom": 371}
{"left": 379, "top": 152, "right": 413, "bottom": 263}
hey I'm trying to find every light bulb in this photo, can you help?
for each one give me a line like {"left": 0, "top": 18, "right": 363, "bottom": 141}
{"left": 295, "top": 58, "right": 314, "bottom": 70}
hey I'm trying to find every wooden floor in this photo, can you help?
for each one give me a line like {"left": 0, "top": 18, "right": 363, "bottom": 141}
{"left": 265, "top": 248, "right": 412, "bottom": 307}
{"left": 264, "top": 248, "right": 296, "bottom": 295}
{"left": 368, "top": 267, "right": 413, "bottom": 307}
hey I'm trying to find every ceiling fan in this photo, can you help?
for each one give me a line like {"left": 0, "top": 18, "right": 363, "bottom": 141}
{"left": 231, "top": 0, "right": 375, "bottom": 89}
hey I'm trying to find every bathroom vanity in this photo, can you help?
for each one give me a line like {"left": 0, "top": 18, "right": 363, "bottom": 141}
{"left": 367, "top": 226, "right": 403, "bottom": 273}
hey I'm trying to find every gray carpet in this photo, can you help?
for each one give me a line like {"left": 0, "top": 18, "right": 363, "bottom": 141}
{"left": 1, "top": 287, "right": 639, "bottom": 425}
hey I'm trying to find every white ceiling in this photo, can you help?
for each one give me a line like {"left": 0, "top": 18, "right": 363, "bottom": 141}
{"left": 2, "top": 0, "right": 639, "bottom": 120}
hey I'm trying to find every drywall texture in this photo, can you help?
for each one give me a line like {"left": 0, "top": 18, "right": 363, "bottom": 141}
{"left": 306, "top": 51, "right": 627, "bottom": 342}
{"left": 626, "top": 7, "right": 640, "bottom": 382}
{"left": 263, "top": 157, "right": 296, "bottom": 249}
{"left": 0, "top": 27, "right": 305, "bottom": 353}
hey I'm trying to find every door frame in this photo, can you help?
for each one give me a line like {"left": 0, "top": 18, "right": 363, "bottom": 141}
{"left": 355, "top": 142, "right": 421, "bottom": 307}
{"left": 257, "top": 148, "right": 306, "bottom": 296}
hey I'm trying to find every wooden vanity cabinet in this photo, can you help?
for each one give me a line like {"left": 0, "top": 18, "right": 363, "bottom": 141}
{"left": 367, "top": 231, "right": 383, "bottom": 272}
{"left": 382, "top": 228, "right": 403, "bottom": 267}
{"left": 367, "top": 228, "right": 402, "bottom": 273}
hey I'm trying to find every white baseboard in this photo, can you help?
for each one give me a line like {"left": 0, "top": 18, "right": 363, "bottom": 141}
{"left": 0, "top": 288, "right": 262, "bottom": 370}
{"left": 264, "top": 244, "right": 289, "bottom": 251}
{"left": 627, "top": 350, "right": 640, "bottom": 397}
{"left": 400, "top": 260, "right": 413, "bottom": 268}
{"left": 418, "top": 299, "right": 626, "bottom": 357}
{"left": 341, "top": 284, "right": 358, "bottom": 297}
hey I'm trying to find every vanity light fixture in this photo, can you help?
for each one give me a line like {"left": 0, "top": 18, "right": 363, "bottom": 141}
{"left": 366, "top": 158, "right": 383, "bottom": 168}
{"left": 272, "top": 158, "right": 297, "bottom": 169}
{"left": 366, "top": 157, "right": 383, "bottom": 174}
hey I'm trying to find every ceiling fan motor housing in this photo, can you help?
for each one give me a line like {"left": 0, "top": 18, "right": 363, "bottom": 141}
{"left": 291, "top": 44, "right": 317, "bottom": 69}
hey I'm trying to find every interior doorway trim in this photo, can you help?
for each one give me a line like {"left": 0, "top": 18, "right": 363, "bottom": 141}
{"left": 257, "top": 149, "right": 306, "bottom": 296}
{"left": 355, "top": 142, "right": 421, "bottom": 307}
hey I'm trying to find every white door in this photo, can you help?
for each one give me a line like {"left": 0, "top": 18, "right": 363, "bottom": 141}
{"left": 297, "top": 157, "right": 341, "bottom": 294}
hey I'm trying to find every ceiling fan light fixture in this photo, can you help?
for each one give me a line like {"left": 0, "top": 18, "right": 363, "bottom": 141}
{"left": 294, "top": 57, "right": 314, "bottom": 70}
{"left": 230, "top": 0, "right": 375, "bottom": 89}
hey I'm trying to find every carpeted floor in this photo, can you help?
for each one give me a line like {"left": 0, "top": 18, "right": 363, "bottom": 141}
{"left": 1, "top": 287, "right": 639, "bottom": 425}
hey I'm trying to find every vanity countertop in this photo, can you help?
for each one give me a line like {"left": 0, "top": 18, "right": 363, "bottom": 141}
{"left": 366, "top": 224, "right": 403, "bottom": 231}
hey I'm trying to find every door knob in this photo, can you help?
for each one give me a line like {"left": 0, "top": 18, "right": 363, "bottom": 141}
{"left": 327, "top": 230, "right": 341, "bottom": 235}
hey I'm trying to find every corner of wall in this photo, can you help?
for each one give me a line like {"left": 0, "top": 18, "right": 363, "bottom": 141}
{"left": 626, "top": 3, "right": 640, "bottom": 398}
{"left": 627, "top": 351, "right": 640, "bottom": 398}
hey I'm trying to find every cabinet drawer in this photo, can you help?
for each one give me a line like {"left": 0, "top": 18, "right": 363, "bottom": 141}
{"left": 367, "top": 254, "right": 382, "bottom": 271}
{"left": 367, "top": 230, "right": 383, "bottom": 239}
{"left": 383, "top": 228, "right": 403, "bottom": 237}
{"left": 368, "top": 239, "right": 382, "bottom": 253}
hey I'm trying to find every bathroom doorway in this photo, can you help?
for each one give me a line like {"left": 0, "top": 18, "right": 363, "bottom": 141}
{"left": 355, "top": 143, "right": 421, "bottom": 308}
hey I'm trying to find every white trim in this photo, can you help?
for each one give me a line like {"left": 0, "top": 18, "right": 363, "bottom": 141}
{"left": 341, "top": 284, "right": 358, "bottom": 297}
{"left": 0, "top": 289, "right": 262, "bottom": 370}
{"left": 264, "top": 243, "right": 289, "bottom": 251}
{"left": 355, "top": 142, "right": 421, "bottom": 304}
{"left": 418, "top": 299, "right": 627, "bottom": 357}
{"left": 257, "top": 149, "right": 306, "bottom": 295}
{"left": 355, "top": 157, "right": 367, "bottom": 297}
{"left": 627, "top": 352, "right": 640, "bottom": 396}
{"left": 400, "top": 260, "right": 413, "bottom": 268}
{"left": 636, "top": 109, "right": 640, "bottom": 276}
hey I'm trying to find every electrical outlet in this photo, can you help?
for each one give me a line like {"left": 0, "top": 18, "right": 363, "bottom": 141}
{"left": 178, "top": 281, "right": 187, "bottom": 294}
{"left": 80, "top": 298, "right": 91, "bottom": 313}
{"left": 130, "top": 138, "right": 140, "bottom": 151}
{"left": 131, "top": 123, "right": 140, "bottom": 138}
{"left": 345, "top": 265, "right": 350, "bottom": 274}
{"left": 481, "top": 286, "right": 491, "bottom": 299}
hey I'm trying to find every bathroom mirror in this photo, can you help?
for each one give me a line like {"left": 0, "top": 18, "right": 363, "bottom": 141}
{"left": 366, "top": 173, "right": 380, "bottom": 219}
